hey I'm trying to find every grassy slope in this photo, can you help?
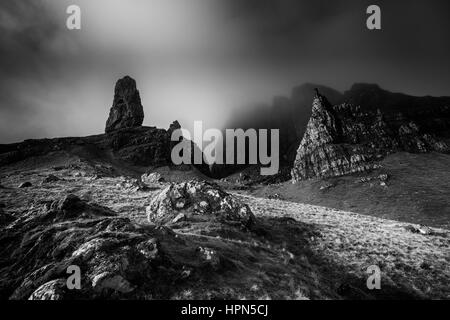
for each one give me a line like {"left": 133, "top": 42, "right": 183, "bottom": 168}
{"left": 236, "top": 193, "right": 449, "bottom": 299}
{"left": 249, "top": 152, "right": 450, "bottom": 229}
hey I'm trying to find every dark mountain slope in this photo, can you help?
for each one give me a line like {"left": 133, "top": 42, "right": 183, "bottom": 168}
{"left": 342, "top": 83, "right": 450, "bottom": 138}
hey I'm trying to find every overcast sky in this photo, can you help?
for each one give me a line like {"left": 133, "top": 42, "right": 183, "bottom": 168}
{"left": 1, "top": 0, "right": 450, "bottom": 143}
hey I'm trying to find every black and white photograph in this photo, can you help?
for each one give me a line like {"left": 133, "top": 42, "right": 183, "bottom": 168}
{"left": 0, "top": 0, "right": 449, "bottom": 308}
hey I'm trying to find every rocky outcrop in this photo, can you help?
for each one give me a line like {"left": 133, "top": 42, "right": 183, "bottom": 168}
{"left": 220, "top": 84, "right": 345, "bottom": 171}
{"left": 291, "top": 91, "right": 450, "bottom": 182}
{"left": 41, "top": 174, "right": 61, "bottom": 184}
{"left": 105, "top": 76, "right": 144, "bottom": 133}
{"left": 106, "top": 126, "right": 173, "bottom": 167}
{"left": 141, "top": 172, "right": 164, "bottom": 184}
{"left": 290, "top": 84, "right": 344, "bottom": 147}
{"left": 146, "top": 180, "right": 255, "bottom": 228}
{"left": 0, "top": 194, "right": 186, "bottom": 299}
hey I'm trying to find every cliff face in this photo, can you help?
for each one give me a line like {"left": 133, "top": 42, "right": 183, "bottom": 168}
{"left": 291, "top": 92, "right": 449, "bottom": 182}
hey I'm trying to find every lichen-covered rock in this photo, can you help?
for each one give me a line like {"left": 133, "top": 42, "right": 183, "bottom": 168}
{"left": 141, "top": 172, "right": 164, "bottom": 184}
{"left": 291, "top": 91, "right": 450, "bottom": 182}
{"left": 146, "top": 180, "right": 255, "bottom": 228}
{"left": 105, "top": 76, "right": 144, "bottom": 133}
{"left": 0, "top": 195, "right": 185, "bottom": 300}
{"left": 28, "top": 279, "right": 68, "bottom": 300}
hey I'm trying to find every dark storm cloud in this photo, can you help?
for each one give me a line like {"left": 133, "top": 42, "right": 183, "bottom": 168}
{"left": 0, "top": 1, "right": 57, "bottom": 73}
{"left": 222, "top": 0, "right": 450, "bottom": 60}
{"left": 0, "top": 1, "right": 114, "bottom": 143}
{"left": 0, "top": 1, "right": 65, "bottom": 141}
{"left": 218, "top": 0, "right": 450, "bottom": 97}
{"left": 1, "top": 0, "right": 450, "bottom": 143}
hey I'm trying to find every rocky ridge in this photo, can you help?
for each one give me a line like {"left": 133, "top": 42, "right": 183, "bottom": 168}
{"left": 0, "top": 77, "right": 208, "bottom": 176}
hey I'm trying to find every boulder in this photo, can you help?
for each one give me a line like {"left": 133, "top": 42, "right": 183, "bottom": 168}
{"left": 18, "top": 182, "right": 32, "bottom": 188}
{"left": 197, "top": 247, "right": 221, "bottom": 270}
{"left": 105, "top": 76, "right": 144, "bottom": 133}
{"left": 41, "top": 174, "right": 61, "bottom": 184}
{"left": 141, "top": 172, "right": 164, "bottom": 184}
{"left": 146, "top": 180, "right": 255, "bottom": 228}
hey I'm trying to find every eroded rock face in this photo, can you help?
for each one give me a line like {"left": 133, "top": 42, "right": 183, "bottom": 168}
{"left": 146, "top": 180, "right": 255, "bottom": 228}
{"left": 291, "top": 92, "right": 450, "bottom": 182}
{"left": 105, "top": 76, "right": 144, "bottom": 133}
{"left": 291, "top": 94, "right": 371, "bottom": 181}
{"left": 106, "top": 126, "right": 172, "bottom": 167}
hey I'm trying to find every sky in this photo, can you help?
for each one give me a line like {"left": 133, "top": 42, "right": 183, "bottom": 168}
{"left": 1, "top": 0, "right": 450, "bottom": 143}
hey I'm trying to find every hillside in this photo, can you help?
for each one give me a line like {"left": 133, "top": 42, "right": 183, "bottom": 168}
{"left": 0, "top": 156, "right": 448, "bottom": 299}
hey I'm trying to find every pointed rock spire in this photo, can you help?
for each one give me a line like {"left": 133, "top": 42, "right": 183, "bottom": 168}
{"left": 105, "top": 76, "right": 144, "bottom": 133}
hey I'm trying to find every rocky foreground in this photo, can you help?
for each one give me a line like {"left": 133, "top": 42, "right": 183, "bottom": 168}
{"left": 0, "top": 157, "right": 448, "bottom": 300}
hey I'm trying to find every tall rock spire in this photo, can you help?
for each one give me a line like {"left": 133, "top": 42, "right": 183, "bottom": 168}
{"left": 105, "top": 76, "right": 144, "bottom": 133}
